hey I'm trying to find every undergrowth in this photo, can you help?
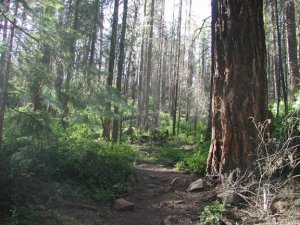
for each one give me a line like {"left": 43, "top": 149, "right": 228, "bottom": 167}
{"left": 175, "top": 141, "right": 210, "bottom": 174}
{"left": 0, "top": 110, "right": 137, "bottom": 223}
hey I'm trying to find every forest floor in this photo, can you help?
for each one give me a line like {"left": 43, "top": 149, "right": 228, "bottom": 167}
{"left": 3, "top": 143, "right": 299, "bottom": 225}
{"left": 16, "top": 141, "right": 222, "bottom": 225}
{"left": 40, "top": 160, "right": 217, "bottom": 225}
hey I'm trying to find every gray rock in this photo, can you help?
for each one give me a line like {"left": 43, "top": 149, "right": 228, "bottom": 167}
{"left": 114, "top": 198, "right": 135, "bottom": 211}
{"left": 186, "top": 178, "right": 204, "bottom": 192}
{"left": 217, "top": 190, "right": 236, "bottom": 205}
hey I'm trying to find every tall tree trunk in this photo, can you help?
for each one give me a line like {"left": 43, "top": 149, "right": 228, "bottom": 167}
{"left": 154, "top": 0, "right": 165, "bottom": 127}
{"left": 186, "top": 0, "right": 193, "bottom": 123}
{"left": 270, "top": 4, "right": 280, "bottom": 116}
{"left": 137, "top": 0, "right": 148, "bottom": 130}
{"left": 32, "top": 45, "right": 51, "bottom": 111}
{"left": 161, "top": 36, "right": 168, "bottom": 108}
{"left": 89, "top": 0, "right": 101, "bottom": 66}
{"left": 0, "top": 0, "right": 18, "bottom": 148}
{"left": 172, "top": 0, "right": 182, "bottom": 136}
{"left": 207, "top": 0, "right": 268, "bottom": 175}
{"left": 205, "top": 0, "right": 217, "bottom": 141}
{"left": 144, "top": 0, "right": 155, "bottom": 129}
{"left": 112, "top": 0, "right": 128, "bottom": 142}
{"left": 103, "top": 0, "right": 120, "bottom": 140}
{"left": 285, "top": 0, "right": 300, "bottom": 95}
{"left": 61, "top": 0, "right": 80, "bottom": 128}
{"left": 98, "top": 1, "right": 104, "bottom": 71}
{"left": 275, "top": 0, "right": 288, "bottom": 115}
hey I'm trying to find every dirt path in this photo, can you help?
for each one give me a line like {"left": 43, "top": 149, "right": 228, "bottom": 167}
{"left": 59, "top": 162, "right": 217, "bottom": 225}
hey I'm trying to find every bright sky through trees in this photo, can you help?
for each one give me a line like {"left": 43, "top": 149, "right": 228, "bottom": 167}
{"left": 164, "top": 0, "right": 211, "bottom": 23}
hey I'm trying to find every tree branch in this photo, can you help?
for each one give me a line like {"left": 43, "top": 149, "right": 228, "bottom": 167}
{"left": 1, "top": 13, "right": 39, "bottom": 42}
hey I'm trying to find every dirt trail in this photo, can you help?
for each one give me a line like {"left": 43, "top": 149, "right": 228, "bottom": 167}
{"left": 60, "top": 162, "right": 217, "bottom": 225}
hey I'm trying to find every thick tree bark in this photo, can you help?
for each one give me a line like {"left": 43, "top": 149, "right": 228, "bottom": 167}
{"left": 112, "top": 0, "right": 128, "bottom": 142}
{"left": 103, "top": 0, "right": 119, "bottom": 140}
{"left": 285, "top": 0, "right": 300, "bottom": 95}
{"left": 206, "top": 0, "right": 268, "bottom": 175}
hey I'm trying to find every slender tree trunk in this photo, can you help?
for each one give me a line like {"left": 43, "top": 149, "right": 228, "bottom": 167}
{"left": 205, "top": 0, "right": 216, "bottom": 141}
{"left": 89, "top": 0, "right": 101, "bottom": 66}
{"left": 207, "top": 0, "right": 268, "bottom": 175}
{"left": 275, "top": 0, "right": 288, "bottom": 115}
{"left": 0, "top": 0, "right": 18, "bottom": 148}
{"left": 112, "top": 0, "right": 128, "bottom": 142}
{"left": 98, "top": 1, "right": 104, "bottom": 71}
{"left": 286, "top": 0, "right": 300, "bottom": 95}
{"left": 172, "top": 0, "right": 182, "bottom": 136}
{"left": 103, "top": 0, "right": 120, "bottom": 140}
{"left": 161, "top": 36, "right": 168, "bottom": 108}
{"left": 144, "top": 0, "right": 155, "bottom": 129}
{"left": 137, "top": 0, "right": 148, "bottom": 130}
{"left": 61, "top": 0, "right": 80, "bottom": 128}
{"left": 32, "top": 45, "right": 51, "bottom": 111}
{"left": 186, "top": 0, "right": 193, "bottom": 123}
{"left": 168, "top": 0, "right": 176, "bottom": 115}
{"left": 126, "top": 4, "right": 138, "bottom": 104}
{"left": 154, "top": 0, "right": 165, "bottom": 127}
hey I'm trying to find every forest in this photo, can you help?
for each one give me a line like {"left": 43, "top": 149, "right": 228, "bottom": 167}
{"left": 0, "top": 0, "right": 300, "bottom": 224}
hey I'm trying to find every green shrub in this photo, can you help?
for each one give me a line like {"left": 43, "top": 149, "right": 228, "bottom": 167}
{"left": 155, "top": 146, "right": 188, "bottom": 165}
{"left": 4, "top": 107, "right": 55, "bottom": 147}
{"left": 1, "top": 113, "right": 137, "bottom": 220}
{"left": 175, "top": 142, "right": 209, "bottom": 174}
{"left": 57, "top": 139, "right": 136, "bottom": 189}
{"left": 200, "top": 200, "right": 225, "bottom": 225}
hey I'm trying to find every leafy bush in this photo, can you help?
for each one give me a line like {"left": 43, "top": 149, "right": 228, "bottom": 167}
{"left": 4, "top": 107, "right": 54, "bottom": 146}
{"left": 57, "top": 138, "right": 136, "bottom": 189}
{"left": 175, "top": 142, "right": 210, "bottom": 174}
{"left": 155, "top": 146, "right": 188, "bottom": 166}
{"left": 1, "top": 109, "right": 137, "bottom": 222}
{"left": 200, "top": 200, "right": 225, "bottom": 225}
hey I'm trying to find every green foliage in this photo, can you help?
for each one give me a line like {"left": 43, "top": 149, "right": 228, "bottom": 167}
{"left": 57, "top": 138, "right": 136, "bottom": 189}
{"left": 175, "top": 142, "right": 210, "bottom": 174}
{"left": 155, "top": 146, "right": 188, "bottom": 166}
{"left": 1, "top": 111, "right": 137, "bottom": 223}
{"left": 292, "top": 90, "right": 300, "bottom": 110}
{"left": 159, "top": 112, "right": 172, "bottom": 133}
{"left": 4, "top": 107, "right": 54, "bottom": 146}
{"left": 294, "top": 198, "right": 300, "bottom": 208}
{"left": 269, "top": 97, "right": 300, "bottom": 140}
{"left": 200, "top": 200, "right": 225, "bottom": 225}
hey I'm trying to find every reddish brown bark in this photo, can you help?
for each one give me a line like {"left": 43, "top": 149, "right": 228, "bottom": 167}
{"left": 206, "top": 0, "right": 268, "bottom": 175}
